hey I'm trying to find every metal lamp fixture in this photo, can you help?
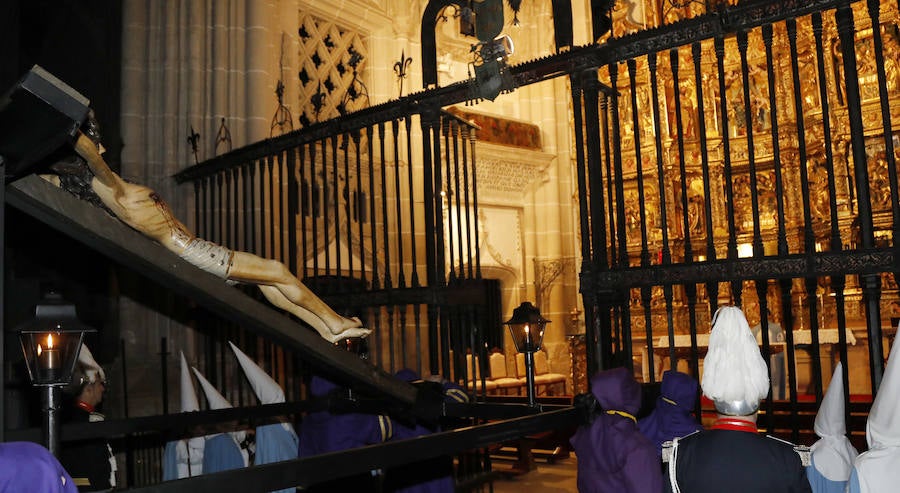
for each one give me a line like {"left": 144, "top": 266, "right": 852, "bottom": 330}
{"left": 504, "top": 302, "right": 549, "bottom": 407}
{"left": 17, "top": 291, "right": 96, "bottom": 456}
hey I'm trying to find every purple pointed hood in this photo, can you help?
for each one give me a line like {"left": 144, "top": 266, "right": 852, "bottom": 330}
{"left": 638, "top": 370, "right": 703, "bottom": 456}
{"left": 591, "top": 366, "right": 642, "bottom": 415}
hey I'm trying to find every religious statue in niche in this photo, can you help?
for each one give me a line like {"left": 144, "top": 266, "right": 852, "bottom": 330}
{"left": 731, "top": 174, "right": 755, "bottom": 234}
{"left": 638, "top": 85, "right": 656, "bottom": 141}
{"left": 755, "top": 171, "right": 778, "bottom": 229}
{"left": 883, "top": 25, "right": 900, "bottom": 93}
{"left": 724, "top": 68, "right": 748, "bottom": 137}
{"left": 701, "top": 73, "right": 720, "bottom": 137}
{"left": 866, "top": 132, "right": 900, "bottom": 211}
{"left": 794, "top": 38, "right": 821, "bottom": 111}
{"left": 624, "top": 189, "right": 643, "bottom": 240}
{"left": 746, "top": 62, "right": 771, "bottom": 134}
{"left": 805, "top": 157, "right": 832, "bottom": 222}
{"left": 686, "top": 178, "right": 706, "bottom": 237}
{"left": 45, "top": 114, "right": 370, "bottom": 344}
{"left": 678, "top": 79, "right": 698, "bottom": 140}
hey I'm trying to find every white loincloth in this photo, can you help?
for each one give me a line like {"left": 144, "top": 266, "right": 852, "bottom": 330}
{"left": 179, "top": 238, "right": 234, "bottom": 279}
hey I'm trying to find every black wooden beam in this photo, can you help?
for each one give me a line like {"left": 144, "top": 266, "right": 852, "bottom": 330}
{"left": 119, "top": 406, "right": 579, "bottom": 493}
{"left": 6, "top": 175, "right": 420, "bottom": 410}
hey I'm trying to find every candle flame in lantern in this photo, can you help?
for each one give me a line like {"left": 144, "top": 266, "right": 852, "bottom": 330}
{"left": 46, "top": 333, "right": 54, "bottom": 349}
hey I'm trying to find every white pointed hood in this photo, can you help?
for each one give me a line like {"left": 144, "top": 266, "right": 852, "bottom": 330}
{"left": 191, "top": 367, "right": 247, "bottom": 447}
{"left": 852, "top": 339, "right": 900, "bottom": 493}
{"left": 78, "top": 343, "right": 106, "bottom": 384}
{"left": 867, "top": 340, "right": 900, "bottom": 448}
{"left": 228, "top": 342, "right": 296, "bottom": 437}
{"left": 228, "top": 342, "right": 285, "bottom": 404}
{"left": 191, "top": 367, "right": 232, "bottom": 410}
{"left": 701, "top": 306, "right": 769, "bottom": 415}
{"left": 810, "top": 362, "right": 858, "bottom": 481}
{"left": 179, "top": 352, "right": 200, "bottom": 413}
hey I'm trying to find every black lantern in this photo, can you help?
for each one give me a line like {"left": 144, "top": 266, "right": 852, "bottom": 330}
{"left": 504, "top": 302, "right": 549, "bottom": 407}
{"left": 17, "top": 291, "right": 96, "bottom": 456}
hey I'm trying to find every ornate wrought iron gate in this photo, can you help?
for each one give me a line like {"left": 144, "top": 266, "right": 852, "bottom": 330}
{"left": 574, "top": 0, "right": 899, "bottom": 442}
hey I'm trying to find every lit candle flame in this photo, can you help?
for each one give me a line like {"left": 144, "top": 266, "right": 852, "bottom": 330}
{"left": 46, "top": 333, "right": 54, "bottom": 349}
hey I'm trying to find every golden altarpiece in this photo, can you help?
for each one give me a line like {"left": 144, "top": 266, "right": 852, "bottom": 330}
{"left": 593, "top": 1, "right": 900, "bottom": 399}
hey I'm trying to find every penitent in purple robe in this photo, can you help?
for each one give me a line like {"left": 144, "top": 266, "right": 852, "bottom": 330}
{"left": 298, "top": 376, "right": 391, "bottom": 457}
{"left": 570, "top": 367, "right": 663, "bottom": 493}
{"left": 638, "top": 370, "right": 704, "bottom": 457}
{"left": 0, "top": 441, "right": 77, "bottom": 493}
{"left": 384, "top": 369, "right": 467, "bottom": 493}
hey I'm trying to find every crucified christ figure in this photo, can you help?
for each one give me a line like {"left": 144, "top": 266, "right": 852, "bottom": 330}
{"left": 46, "top": 118, "right": 369, "bottom": 344}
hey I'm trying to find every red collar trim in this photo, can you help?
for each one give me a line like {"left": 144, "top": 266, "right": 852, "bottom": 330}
{"left": 711, "top": 418, "right": 757, "bottom": 433}
{"left": 76, "top": 401, "right": 95, "bottom": 413}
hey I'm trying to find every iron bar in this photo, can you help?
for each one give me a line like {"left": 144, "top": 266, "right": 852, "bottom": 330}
{"left": 756, "top": 280, "right": 774, "bottom": 433}
{"left": 330, "top": 136, "right": 339, "bottom": 274}
{"left": 649, "top": 51, "right": 670, "bottom": 268}
{"left": 762, "top": 24, "right": 789, "bottom": 257}
{"left": 609, "top": 62, "right": 628, "bottom": 269}
{"left": 287, "top": 148, "right": 298, "bottom": 276}
{"left": 866, "top": 0, "right": 900, "bottom": 246}
{"left": 692, "top": 42, "right": 715, "bottom": 261}
{"left": 786, "top": 18, "right": 816, "bottom": 257}
{"left": 737, "top": 30, "right": 764, "bottom": 259}
{"left": 380, "top": 121, "right": 392, "bottom": 290}
{"left": 405, "top": 116, "right": 420, "bottom": 287}
{"left": 354, "top": 131, "right": 366, "bottom": 286}
{"left": 627, "top": 58, "right": 650, "bottom": 267}
{"left": 715, "top": 36, "right": 738, "bottom": 266}
{"left": 461, "top": 125, "right": 474, "bottom": 280}
{"left": 392, "top": 119, "right": 406, "bottom": 288}
{"left": 367, "top": 126, "right": 380, "bottom": 289}
{"left": 670, "top": 48, "right": 692, "bottom": 264}
{"left": 836, "top": 4, "right": 886, "bottom": 392}
{"left": 343, "top": 136, "right": 352, "bottom": 276}
{"left": 298, "top": 146, "right": 309, "bottom": 279}
{"left": 779, "top": 278, "right": 800, "bottom": 443}
{"left": 442, "top": 118, "right": 455, "bottom": 282}
{"left": 451, "top": 121, "right": 464, "bottom": 279}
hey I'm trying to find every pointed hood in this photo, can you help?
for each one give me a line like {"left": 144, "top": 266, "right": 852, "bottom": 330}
{"left": 852, "top": 340, "right": 900, "bottom": 493}
{"left": 701, "top": 306, "right": 769, "bottom": 415}
{"left": 191, "top": 367, "right": 246, "bottom": 446}
{"left": 591, "top": 367, "right": 641, "bottom": 415}
{"left": 638, "top": 370, "right": 703, "bottom": 456}
{"left": 179, "top": 352, "right": 200, "bottom": 413}
{"left": 228, "top": 341, "right": 285, "bottom": 404}
{"left": 867, "top": 339, "right": 900, "bottom": 448}
{"left": 191, "top": 367, "right": 232, "bottom": 410}
{"left": 78, "top": 343, "right": 106, "bottom": 384}
{"left": 809, "top": 362, "right": 858, "bottom": 481}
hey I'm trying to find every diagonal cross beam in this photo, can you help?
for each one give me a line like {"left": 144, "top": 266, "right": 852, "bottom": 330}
{"left": 7, "top": 174, "right": 419, "bottom": 409}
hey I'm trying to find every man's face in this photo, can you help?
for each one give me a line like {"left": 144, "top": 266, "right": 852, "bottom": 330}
{"left": 82, "top": 380, "right": 106, "bottom": 407}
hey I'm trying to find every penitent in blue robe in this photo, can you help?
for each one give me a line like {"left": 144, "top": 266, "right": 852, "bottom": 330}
{"left": 162, "top": 441, "right": 179, "bottom": 481}
{"left": 202, "top": 434, "right": 245, "bottom": 474}
{"left": 807, "top": 459, "right": 850, "bottom": 493}
{"left": 255, "top": 423, "right": 299, "bottom": 493}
